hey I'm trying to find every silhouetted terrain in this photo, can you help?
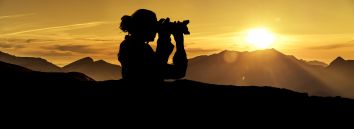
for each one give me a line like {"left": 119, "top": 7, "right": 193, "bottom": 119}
{"left": 328, "top": 56, "right": 354, "bottom": 76}
{"left": 187, "top": 49, "right": 330, "bottom": 95}
{"left": 2, "top": 50, "right": 354, "bottom": 98}
{"left": 324, "top": 57, "right": 354, "bottom": 98}
{"left": 0, "top": 60, "right": 93, "bottom": 82}
{"left": 0, "top": 51, "right": 61, "bottom": 72}
{"left": 0, "top": 51, "right": 121, "bottom": 81}
{"left": 63, "top": 57, "right": 121, "bottom": 81}
{"left": 187, "top": 49, "right": 354, "bottom": 98}
{"left": 1, "top": 60, "right": 353, "bottom": 114}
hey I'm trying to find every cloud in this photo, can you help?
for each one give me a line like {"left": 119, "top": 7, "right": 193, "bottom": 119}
{"left": 0, "top": 42, "right": 25, "bottom": 49}
{"left": 0, "top": 13, "right": 35, "bottom": 20}
{"left": 74, "top": 38, "right": 117, "bottom": 42}
{"left": 21, "top": 50, "right": 74, "bottom": 57}
{"left": 1, "top": 21, "right": 110, "bottom": 37}
{"left": 308, "top": 41, "right": 354, "bottom": 50}
{"left": 1, "top": 37, "right": 117, "bottom": 55}
{"left": 0, "top": 36, "right": 119, "bottom": 66}
{"left": 0, "top": 43, "right": 13, "bottom": 48}
{"left": 0, "top": 38, "right": 56, "bottom": 44}
{"left": 25, "top": 38, "right": 56, "bottom": 43}
{"left": 45, "top": 44, "right": 99, "bottom": 54}
{"left": 186, "top": 48, "right": 221, "bottom": 53}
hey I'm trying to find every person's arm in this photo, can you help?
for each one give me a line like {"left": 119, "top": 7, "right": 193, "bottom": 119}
{"left": 156, "top": 18, "right": 188, "bottom": 79}
{"left": 156, "top": 35, "right": 174, "bottom": 64}
{"left": 164, "top": 32, "right": 188, "bottom": 79}
{"left": 156, "top": 18, "right": 174, "bottom": 64}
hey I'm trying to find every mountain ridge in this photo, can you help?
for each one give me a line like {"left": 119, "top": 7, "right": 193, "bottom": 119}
{"left": 0, "top": 51, "right": 62, "bottom": 72}
{"left": 186, "top": 49, "right": 353, "bottom": 98}
{"left": 1, "top": 49, "right": 353, "bottom": 98}
{"left": 1, "top": 60, "right": 353, "bottom": 114}
{"left": 63, "top": 57, "right": 121, "bottom": 81}
{"left": 0, "top": 51, "right": 121, "bottom": 81}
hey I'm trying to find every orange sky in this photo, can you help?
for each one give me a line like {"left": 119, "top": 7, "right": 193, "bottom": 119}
{"left": 0, "top": 0, "right": 353, "bottom": 66}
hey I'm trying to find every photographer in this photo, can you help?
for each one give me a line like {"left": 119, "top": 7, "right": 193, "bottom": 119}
{"left": 118, "top": 9, "right": 188, "bottom": 82}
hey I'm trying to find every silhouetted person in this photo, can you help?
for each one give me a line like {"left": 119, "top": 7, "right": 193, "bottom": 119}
{"left": 118, "top": 9, "right": 188, "bottom": 83}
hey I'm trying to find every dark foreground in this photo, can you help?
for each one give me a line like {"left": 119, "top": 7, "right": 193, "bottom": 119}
{"left": 1, "top": 61, "right": 354, "bottom": 118}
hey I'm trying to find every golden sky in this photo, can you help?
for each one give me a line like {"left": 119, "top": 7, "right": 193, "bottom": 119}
{"left": 0, "top": 0, "right": 353, "bottom": 66}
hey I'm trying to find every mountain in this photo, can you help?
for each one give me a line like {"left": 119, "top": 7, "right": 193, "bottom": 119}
{"left": 328, "top": 56, "right": 354, "bottom": 72}
{"left": 1, "top": 50, "right": 353, "bottom": 98}
{"left": 0, "top": 59, "right": 32, "bottom": 73}
{"left": 63, "top": 57, "right": 121, "bottom": 81}
{"left": 324, "top": 57, "right": 354, "bottom": 97}
{"left": 186, "top": 49, "right": 336, "bottom": 96}
{"left": 0, "top": 60, "right": 94, "bottom": 82}
{"left": 0, "top": 51, "right": 122, "bottom": 81}
{"left": 1, "top": 61, "right": 353, "bottom": 115}
{"left": 0, "top": 51, "right": 62, "bottom": 72}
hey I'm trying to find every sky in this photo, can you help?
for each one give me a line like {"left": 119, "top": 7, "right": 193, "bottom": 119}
{"left": 0, "top": 0, "right": 353, "bottom": 66}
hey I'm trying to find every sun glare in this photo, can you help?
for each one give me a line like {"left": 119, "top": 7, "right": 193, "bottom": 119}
{"left": 246, "top": 28, "right": 275, "bottom": 49}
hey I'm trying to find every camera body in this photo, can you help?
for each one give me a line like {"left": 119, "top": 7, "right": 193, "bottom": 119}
{"left": 159, "top": 19, "right": 190, "bottom": 35}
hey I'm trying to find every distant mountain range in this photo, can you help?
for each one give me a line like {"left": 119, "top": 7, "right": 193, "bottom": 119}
{"left": 62, "top": 57, "right": 121, "bottom": 81}
{"left": 0, "top": 51, "right": 62, "bottom": 72}
{"left": 328, "top": 56, "right": 354, "bottom": 76}
{"left": 0, "top": 59, "right": 94, "bottom": 82}
{"left": 0, "top": 51, "right": 121, "bottom": 81}
{"left": 1, "top": 59, "right": 353, "bottom": 114}
{"left": 1, "top": 49, "right": 353, "bottom": 98}
{"left": 186, "top": 49, "right": 354, "bottom": 98}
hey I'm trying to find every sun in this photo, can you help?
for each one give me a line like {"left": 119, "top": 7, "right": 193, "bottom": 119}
{"left": 245, "top": 28, "right": 275, "bottom": 49}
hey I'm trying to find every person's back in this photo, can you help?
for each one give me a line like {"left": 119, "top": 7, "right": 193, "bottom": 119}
{"left": 118, "top": 35, "right": 161, "bottom": 82}
{"left": 118, "top": 9, "right": 188, "bottom": 83}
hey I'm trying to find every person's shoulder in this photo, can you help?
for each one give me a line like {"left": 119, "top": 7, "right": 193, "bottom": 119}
{"left": 119, "top": 36, "right": 143, "bottom": 53}
{"left": 120, "top": 36, "right": 132, "bottom": 48}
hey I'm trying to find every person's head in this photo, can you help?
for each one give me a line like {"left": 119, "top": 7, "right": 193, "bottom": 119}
{"left": 120, "top": 9, "right": 158, "bottom": 42}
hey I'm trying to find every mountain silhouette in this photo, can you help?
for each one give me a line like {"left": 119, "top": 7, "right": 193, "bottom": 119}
{"left": 328, "top": 56, "right": 354, "bottom": 72}
{"left": 0, "top": 59, "right": 32, "bottom": 73}
{"left": 324, "top": 57, "right": 354, "bottom": 97}
{"left": 1, "top": 50, "right": 354, "bottom": 98}
{"left": 0, "top": 60, "right": 93, "bottom": 82}
{"left": 0, "top": 51, "right": 121, "bottom": 81}
{"left": 1, "top": 60, "right": 353, "bottom": 114}
{"left": 63, "top": 57, "right": 121, "bottom": 81}
{"left": 0, "top": 51, "right": 61, "bottom": 72}
{"left": 187, "top": 49, "right": 335, "bottom": 96}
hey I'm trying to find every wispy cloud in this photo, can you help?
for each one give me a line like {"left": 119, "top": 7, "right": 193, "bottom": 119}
{"left": 74, "top": 38, "right": 118, "bottom": 42}
{"left": 0, "top": 36, "right": 118, "bottom": 66}
{"left": 0, "top": 13, "right": 35, "bottom": 20}
{"left": 0, "top": 38, "right": 56, "bottom": 44}
{"left": 43, "top": 44, "right": 99, "bottom": 54}
{"left": 1, "top": 21, "right": 110, "bottom": 37}
{"left": 186, "top": 48, "right": 221, "bottom": 53}
{"left": 0, "top": 42, "right": 25, "bottom": 49}
{"left": 20, "top": 50, "right": 74, "bottom": 57}
{"left": 308, "top": 40, "right": 354, "bottom": 50}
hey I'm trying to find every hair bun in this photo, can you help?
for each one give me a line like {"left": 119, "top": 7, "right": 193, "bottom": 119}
{"left": 120, "top": 15, "right": 132, "bottom": 32}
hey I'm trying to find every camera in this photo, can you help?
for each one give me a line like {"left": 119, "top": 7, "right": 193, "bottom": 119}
{"left": 158, "top": 18, "right": 190, "bottom": 35}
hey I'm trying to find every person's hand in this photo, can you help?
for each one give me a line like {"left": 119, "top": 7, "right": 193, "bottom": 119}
{"left": 157, "top": 18, "right": 174, "bottom": 62}
{"left": 172, "top": 26, "right": 184, "bottom": 45}
{"left": 172, "top": 21, "right": 185, "bottom": 46}
{"left": 158, "top": 18, "right": 172, "bottom": 39}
